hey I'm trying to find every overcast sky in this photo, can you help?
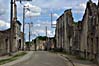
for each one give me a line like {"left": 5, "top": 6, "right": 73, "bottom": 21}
{"left": 0, "top": 0, "right": 98, "bottom": 41}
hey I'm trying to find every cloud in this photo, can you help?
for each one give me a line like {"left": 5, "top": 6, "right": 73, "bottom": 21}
{"left": 34, "top": 21, "right": 51, "bottom": 27}
{"left": 93, "top": 0, "right": 98, "bottom": 4}
{"left": 0, "top": 1, "right": 7, "bottom": 16}
{"left": 0, "top": 8, "right": 6, "bottom": 16}
{"left": 32, "top": 29, "right": 45, "bottom": 36}
{"left": 71, "top": 3, "right": 86, "bottom": 14}
{"left": 34, "top": 23, "right": 41, "bottom": 27}
{"left": 47, "top": 30, "right": 52, "bottom": 37}
{"left": 25, "top": 2, "right": 41, "bottom": 17}
{"left": 33, "top": 0, "right": 68, "bottom": 9}
{"left": 52, "top": 21, "right": 56, "bottom": 24}
{"left": 53, "top": 13, "right": 59, "bottom": 18}
{"left": 25, "top": 11, "right": 41, "bottom": 17}
{"left": 79, "top": 3, "right": 86, "bottom": 9}
{"left": 32, "top": 29, "right": 54, "bottom": 37}
{"left": 0, "top": 2, "right": 8, "bottom": 22}
{"left": 17, "top": 0, "right": 99, "bottom": 40}
{"left": 0, "top": 20, "right": 10, "bottom": 30}
{"left": 32, "top": 0, "right": 36, "bottom": 2}
{"left": 25, "top": 20, "right": 55, "bottom": 39}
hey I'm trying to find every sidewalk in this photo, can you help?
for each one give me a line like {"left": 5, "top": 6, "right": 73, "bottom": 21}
{"left": 0, "top": 51, "right": 34, "bottom": 66}
{"left": 0, "top": 51, "right": 24, "bottom": 60}
{"left": 59, "top": 54, "right": 97, "bottom": 66}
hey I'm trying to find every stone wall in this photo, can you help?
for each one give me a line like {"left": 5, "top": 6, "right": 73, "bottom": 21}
{"left": 55, "top": 0, "right": 99, "bottom": 64}
{"left": 55, "top": 9, "right": 74, "bottom": 52}
{"left": 80, "top": 0, "right": 99, "bottom": 60}
{"left": 0, "top": 29, "right": 10, "bottom": 55}
{"left": 0, "top": 20, "right": 23, "bottom": 55}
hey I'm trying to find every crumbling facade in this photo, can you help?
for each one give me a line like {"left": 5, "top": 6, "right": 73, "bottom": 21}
{"left": 55, "top": 9, "right": 74, "bottom": 52}
{"left": 55, "top": 0, "right": 99, "bottom": 63}
{"left": 0, "top": 20, "right": 23, "bottom": 55}
{"left": 80, "top": 0, "right": 99, "bottom": 60}
{"left": 0, "top": 2, "right": 23, "bottom": 55}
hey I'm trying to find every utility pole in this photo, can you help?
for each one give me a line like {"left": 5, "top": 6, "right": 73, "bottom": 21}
{"left": 26, "top": 22, "right": 33, "bottom": 51}
{"left": 98, "top": 0, "right": 99, "bottom": 4}
{"left": 45, "top": 26, "right": 48, "bottom": 42}
{"left": 45, "top": 26, "right": 48, "bottom": 50}
{"left": 35, "top": 38, "right": 37, "bottom": 51}
{"left": 22, "top": 5, "right": 31, "bottom": 51}
{"left": 51, "top": 12, "right": 53, "bottom": 28}
{"left": 29, "top": 23, "right": 31, "bottom": 50}
{"left": 51, "top": 12, "right": 56, "bottom": 28}
{"left": 16, "top": 0, "right": 32, "bottom": 51}
{"left": 46, "top": 26, "right": 47, "bottom": 38}
{"left": 36, "top": 36, "right": 38, "bottom": 51}
{"left": 50, "top": 12, "right": 56, "bottom": 49}
{"left": 22, "top": 6, "right": 25, "bottom": 50}
{"left": 10, "top": 0, "right": 13, "bottom": 55}
{"left": 22, "top": 5, "right": 30, "bottom": 51}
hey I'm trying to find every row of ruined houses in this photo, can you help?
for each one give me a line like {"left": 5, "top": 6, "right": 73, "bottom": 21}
{"left": 0, "top": 3, "right": 24, "bottom": 56}
{"left": 55, "top": 0, "right": 99, "bottom": 63}
{"left": 0, "top": 20, "right": 24, "bottom": 56}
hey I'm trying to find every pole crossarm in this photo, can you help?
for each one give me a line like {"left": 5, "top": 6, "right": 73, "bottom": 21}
{"left": 50, "top": 12, "right": 56, "bottom": 28}
{"left": 16, "top": 0, "right": 32, "bottom": 4}
{"left": 16, "top": 0, "right": 32, "bottom": 1}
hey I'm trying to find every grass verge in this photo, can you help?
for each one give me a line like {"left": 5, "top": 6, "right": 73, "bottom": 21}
{"left": 0, "top": 52, "right": 27, "bottom": 65}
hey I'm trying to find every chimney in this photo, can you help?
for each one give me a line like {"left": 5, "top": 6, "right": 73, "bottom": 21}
{"left": 13, "top": 2, "right": 17, "bottom": 21}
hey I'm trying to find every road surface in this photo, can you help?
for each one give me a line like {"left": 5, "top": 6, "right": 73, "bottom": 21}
{"left": 13, "top": 51, "right": 68, "bottom": 66}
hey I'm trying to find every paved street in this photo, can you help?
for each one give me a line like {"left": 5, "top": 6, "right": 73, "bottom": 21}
{"left": 13, "top": 51, "right": 68, "bottom": 66}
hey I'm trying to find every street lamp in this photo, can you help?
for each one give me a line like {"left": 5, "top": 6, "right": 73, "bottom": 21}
{"left": 50, "top": 12, "right": 56, "bottom": 50}
{"left": 16, "top": 0, "right": 32, "bottom": 51}
{"left": 19, "top": 3, "right": 31, "bottom": 51}
{"left": 22, "top": 5, "right": 29, "bottom": 50}
{"left": 22, "top": 6, "right": 25, "bottom": 50}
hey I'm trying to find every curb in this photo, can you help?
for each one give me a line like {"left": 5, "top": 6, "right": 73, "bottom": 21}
{"left": 59, "top": 54, "right": 97, "bottom": 66}
{"left": 1, "top": 51, "right": 34, "bottom": 66}
{"left": 58, "top": 54, "right": 75, "bottom": 66}
{"left": 61, "top": 55, "right": 75, "bottom": 66}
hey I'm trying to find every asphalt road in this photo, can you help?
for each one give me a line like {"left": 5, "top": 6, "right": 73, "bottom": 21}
{"left": 13, "top": 51, "right": 68, "bottom": 66}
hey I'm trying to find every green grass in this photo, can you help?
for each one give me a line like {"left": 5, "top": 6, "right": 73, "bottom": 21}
{"left": 12, "top": 52, "right": 27, "bottom": 57}
{"left": 0, "top": 52, "right": 27, "bottom": 65}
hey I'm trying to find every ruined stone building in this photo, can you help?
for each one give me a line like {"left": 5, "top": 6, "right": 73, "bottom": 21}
{"left": 79, "top": 0, "right": 99, "bottom": 61}
{"left": 0, "top": 29, "right": 11, "bottom": 55}
{"left": 55, "top": 9, "right": 74, "bottom": 53}
{"left": 0, "top": 2, "right": 23, "bottom": 55}
{"left": 72, "top": 21, "right": 82, "bottom": 55}
{"left": 55, "top": 0, "right": 99, "bottom": 63}
{"left": 0, "top": 20, "right": 23, "bottom": 55}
